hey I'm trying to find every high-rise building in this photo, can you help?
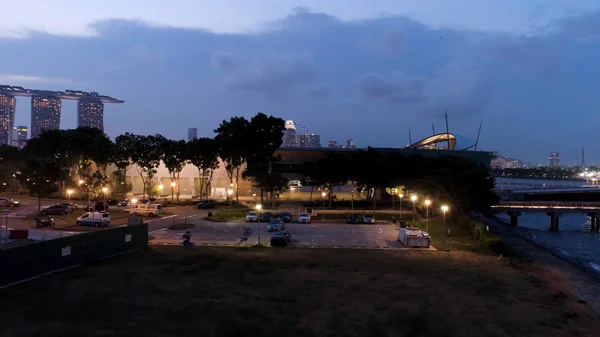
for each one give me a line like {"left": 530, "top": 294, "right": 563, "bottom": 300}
{"left": 347, "top": 139, "right": 355, "bottom": 148}
{"left": 31, "top": 95, "right": 62, "bottom": 138}
{"left": 282, "top": 120, "right": 298, "bottom": 147}
{"left": 0, "top": 93, "right": 16, "bottom": 145}
{"left": 298, "top": 134, "right": 321, "bottom": 148}
{"left": 77, "top": 98, "right": 104, "bottom": 130}
{"left": 188, "top": 128, "right": 198, "bottom": 141}
{"left": 548, "top": 152, "right": 560, "bottom": 167}
{"left": 328, "top": 139, "right": 338, "bottom": 148}
{"left": 14, "top": 126, "right": 27, "bottom": 148}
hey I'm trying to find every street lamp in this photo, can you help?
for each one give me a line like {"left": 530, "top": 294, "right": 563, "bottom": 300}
{"left": 227, "top": 189, "right": 233, "bottom": 211}
{"left": 158, "top": 184, "right": 164, "bottom": 196}
{"left": 67, "top": 189, "right": 73, "bottom": 204}
{"left": 399, "top": 193, "right": 404, "bottom": 219}
{"left": 2, "top": 209, "right": 10, "bottom": 245}
{"left": 321, "top": 191, "right": 327, "bottom": 220}
{"left": 102, "top": 187, "right": 108, "bottom": 210}
{"left": 410, "top": 195, "right": 417, "bottom": 222}
{"left": 424, "top": 199, "right": 431, "bottom": 233}
{"left": 390, "top": 188, "right": 396, "bottom": 214}
{"left": 441, "top": 205, "right": 449, "bottom": 247}
{"left": 256, "top": 204, "right": 262, "bottom": 245}
{"left": 170, "top": 182, "right": 176, "bottom": 202}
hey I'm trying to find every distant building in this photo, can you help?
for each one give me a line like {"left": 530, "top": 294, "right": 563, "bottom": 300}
{"left": 0, "top": 93, "right": 16, "bottom": 145}
{"left": 548, "top": 152, "right": 560, "bottom": 167}
{"left": 31, "top": 95, "right": 62, "bottom": 138}
{"left": 188, "top": 128, "right": 198, "bottom": 142}
{"left": 491, "top": 153, "right": 523, "bottom": 169}
{"left": 346, "top": 139, "right": 355, "bottom": 149}
{"left": 10, "top": 126, "right": 27, "bottom": 148}
{"left": 280, "top": 120, "right": 321, "bottom": 148}
{"left": 297, "top": 134, "right": 321, "bottom": 148}
{"left": 282, "top": 120, "right": 298, "bottom": 147}
{"left": 77, "top": 98, "right": 104, "bottom": 131}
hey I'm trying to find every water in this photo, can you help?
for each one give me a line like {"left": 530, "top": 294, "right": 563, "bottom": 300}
{"left": 497, "top": 212, "right": 600, "bottom": 272}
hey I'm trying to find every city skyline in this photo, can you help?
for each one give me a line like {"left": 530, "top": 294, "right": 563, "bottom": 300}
{"left": 1, "top": 4, "right": 599, "bottom": 163}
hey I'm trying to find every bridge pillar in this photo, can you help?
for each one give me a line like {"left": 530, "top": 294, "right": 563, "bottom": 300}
{"left": 547, "top": 212, "right": 563, "bottom": 232}
{"left": 587, "top": 212, "right": 600, "bottom": 233}
{"left": 507, "top": 211, "right": 521, "bottom": 226}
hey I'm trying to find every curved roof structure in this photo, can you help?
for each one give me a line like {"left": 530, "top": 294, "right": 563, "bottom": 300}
{"left": 406, "top": 133, "right": 475, "bottom": 150}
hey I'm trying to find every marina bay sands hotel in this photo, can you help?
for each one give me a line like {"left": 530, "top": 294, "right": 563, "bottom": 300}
{"left": 0, "top": 85, "right": 124, "bottom": 145}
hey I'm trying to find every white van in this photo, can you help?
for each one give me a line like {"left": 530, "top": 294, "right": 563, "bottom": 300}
{"left": 128, "top": 204, "right": 162, "bottom": 217}
{"left": 76, "top": 212, "right": 111, "bottom": 227}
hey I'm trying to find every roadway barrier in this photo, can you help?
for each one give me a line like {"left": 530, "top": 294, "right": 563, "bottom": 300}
{"left": 0, "top": 224, "right": 148, "bottom": 288}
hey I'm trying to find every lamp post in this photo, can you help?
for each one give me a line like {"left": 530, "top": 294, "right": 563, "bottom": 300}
{"left": 67, "top": 189, "right": 73, "bottom": 204}
{"left": 321, "top": 191, "right": 327, "bottom": 220}
{"left": 227, "top": 189, "right": 233, "bottom": 211}
{"left": 256, "top": 204, "right": 262, "bottom": 245}
{"left": 410, "top": 195, "right": 417, "bottom": 222}
{"left": 170, "top": 182, "right": 176, "bottom": 203}
{"left": 158, "top": 184, "right": 164, "bottom": 197}
{"left": 2, "top": 209, "right": 10, "bottom": 245}
{"left": 441, "top": 205, "right": 449, "bottom": 248}
{"left": 399, "top": 193, "right": 403, "bottom": 219}
{"left": 391, "top": 188, "right": 396, "bottom": 214}
{"left": 78, "top": 180, "right": 84, "bottom": 201}
{"left": 424, "top": 199, "right": 431, "bottom": 233}
{"left": 102, "top": 187, "right": 108, "bottom": 211}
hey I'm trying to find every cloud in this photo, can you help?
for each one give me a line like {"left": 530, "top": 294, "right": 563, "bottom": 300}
{"left": 308, "top": 83, "right": 332, "bottom": 99}
{"left": 228, "top": 52, "right": 315, "bottom": 94}
{"left": 210, "top": 51, "right": 237, "bottom": 72}
{"left": 367, "top": 30, "right": 405, "bottom": 55}
{"left": 0, "top": 74, "right": 73, "bottom": 85}
{"left": 357, "top": 72, "right": 427, "bottom": 103}
{"left": 128, "top": 45, "right": 164, "bottom": 65}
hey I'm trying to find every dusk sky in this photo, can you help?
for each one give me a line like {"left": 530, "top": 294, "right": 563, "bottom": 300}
{"left": 1, "top": 1, "right": 600, "bottom": 165}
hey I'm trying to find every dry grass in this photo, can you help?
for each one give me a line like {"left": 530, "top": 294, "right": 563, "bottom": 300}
{"left": 0, "top": 247, "right": 598, "bottom": 337}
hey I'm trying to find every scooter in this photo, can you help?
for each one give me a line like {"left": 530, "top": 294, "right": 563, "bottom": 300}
{"left": 35, "top": 216, "right": 55, "bottom": 228}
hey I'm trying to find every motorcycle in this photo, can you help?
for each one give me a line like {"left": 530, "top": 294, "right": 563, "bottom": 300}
{"left": 35, "top": 216, "right": 55, "bottom": 228}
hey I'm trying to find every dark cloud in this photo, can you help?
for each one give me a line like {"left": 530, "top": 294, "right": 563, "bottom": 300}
{"left": 357, "top": 72, "right": 427, "bottom": 103}
{"left": 210, "top": 51, "right": 237, "bottom": 72}
{"left": 308, "top": 82, "right": 332, "bottom": 99}
{"left": 228, "top": 52, "right": 314, "bottom": 94}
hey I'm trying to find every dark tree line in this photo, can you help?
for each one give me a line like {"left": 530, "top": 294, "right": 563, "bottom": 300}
{"left": 0, "top": 113, "right": 285, "bottom": 206}
{"left": 300, "top": 151, "right": 498, "bottom": 213}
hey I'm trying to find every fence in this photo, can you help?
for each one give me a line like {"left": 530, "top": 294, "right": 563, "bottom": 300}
{"left": 0, "top": 224, "right": 148, "bottom": 288}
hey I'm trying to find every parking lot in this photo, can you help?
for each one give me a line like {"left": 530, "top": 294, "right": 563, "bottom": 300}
{"left": 150, "top": 219, "right": 432, "bottom": 249}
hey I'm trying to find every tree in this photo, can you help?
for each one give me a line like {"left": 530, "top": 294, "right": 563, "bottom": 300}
{"left": 214, "top": 117, "right": 250, "bottom": 202}
{"left": 0, "top": 145, "right": 23, "bottom": 192}
{"left": 312, "top": 152, "right": 350, "bottom": 206}
{"left": 163, "top": 139, "right": 188, "bottom": 202}
{"left": 17, "top": 159, "right": 61, "bottom": 211}
{"left": 187, "top": 138, "right": 219, "bottom": 199}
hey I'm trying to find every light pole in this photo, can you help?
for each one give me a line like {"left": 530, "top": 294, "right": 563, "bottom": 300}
{"left": 227, "top": 189, "right": 233, "bottom": 211}
{"left": 424, "top": 199, "right": 431, "bottom": 233}
{"left": 170, "top": 182, "right": 176, "bottom": 203}
{"left": 2, "top": 209, "right": 10, "bottom": 244}
{"left": 321, "top": 191, "right": 326, "bottom": 220}
{"left": 67, "top": 189, "right": 73, "bottom": 204}
{"left": 441, "top": 205, "right": 449, "bottom": 248}
{"left": 390, "top": 188, "right": 396, "bottom": 214}
{"left": 256, "top": 204, "right": 262, "bottom": 245}
{"left": 158, "top": 184, "right": 164, "bottom": 198}
{"left": 399, "top": 193, "right": 403, "bottom": 219}
{"left": 410, "top": 195, "right": 417, "bottom": 222}
{"left": 102, "top": 187, "right": 108, "bottom": 211}
{"left": 78, "top": 180, "right": 84, "bottom": 201}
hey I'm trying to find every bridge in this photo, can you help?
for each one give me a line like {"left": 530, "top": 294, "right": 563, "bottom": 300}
{"left": 492, "top": 201, "right": 600, "bottom": 232}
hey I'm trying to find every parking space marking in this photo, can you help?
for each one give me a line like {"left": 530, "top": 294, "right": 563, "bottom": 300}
{"left": 352, "top": 227, "right": 356, "bottom": 234}
{"left": 149, "top": 228, "right": 168, "bottom": 234}
{"left": 147, "top": 215, "right": 177, "bottom": 223}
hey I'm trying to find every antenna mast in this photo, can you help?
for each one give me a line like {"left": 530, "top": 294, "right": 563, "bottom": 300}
{"left": 409, "top": 129, "right": 412, "bottom": 145}
{"left": 474, "top": 121, "right": 483, "bottom": 151}
{"left": 432, "top": 122, "right": 436, "bottom": 135}
{"left": 444, "top": 110, "right": 450, "bottom": 150}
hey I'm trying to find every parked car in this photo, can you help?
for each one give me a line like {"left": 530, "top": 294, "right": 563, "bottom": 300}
{"left": 40, "top": 204, "right": 71, "bottom": 215}
{"left": 347, "top": 213, "right": 361, "bottom": 224}
{"left": 298, "top": 213, "right": 311, "bottom": 224}
{"left": 363, "top": 214, "right": 375, "bottom": 224}
{"left": 76, "top": 212, "right": 111, "bottom": 227}
{"left": 117, "top": 201, "right": 128, "bottom": 207}
{"left": 57, "top": 203, "right": 76, "bottom": 212}
{"left": 279, "top": 212, "right": 292, "bottom": 223}
{"left": 128, "top": 204, "right": 162, "bottom": 217}
{"left": 267, "top": 218, "right": 284, "bottom": 232}
{"left": 246, "top": 211, "right": 259, "bottom": 222}
{"left": 197, "top": 200, "right": 216, "bottom": 209}
{"left": 270, "top": 230, "right": 292, "bottom": 246}
{"left": 259, "top": 212, "right": 273, "bottom": 222}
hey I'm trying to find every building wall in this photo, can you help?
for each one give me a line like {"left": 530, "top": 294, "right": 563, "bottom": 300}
{"left": 0, "top": 94, "right": 16, "bottom": 145}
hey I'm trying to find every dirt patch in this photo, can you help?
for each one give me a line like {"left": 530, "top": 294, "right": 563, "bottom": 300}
{"left": 0, "top": 247, "right": 598, "bottom": 336}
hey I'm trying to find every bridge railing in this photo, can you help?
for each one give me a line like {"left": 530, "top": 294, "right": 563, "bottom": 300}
{"left": 493, "top": 201, "right": 600, "bottom": 209}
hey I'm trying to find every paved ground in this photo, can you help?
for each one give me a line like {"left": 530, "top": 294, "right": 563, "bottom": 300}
{"left": 149, "top": 219, "right": 430, "bottom": 249}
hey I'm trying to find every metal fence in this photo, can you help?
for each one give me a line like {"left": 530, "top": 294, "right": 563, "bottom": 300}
{"left": 0, "top": 224, "right": 148, "bottom": 288}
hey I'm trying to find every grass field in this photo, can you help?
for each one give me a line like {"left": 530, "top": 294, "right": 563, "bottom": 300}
{"left": 0, "top": 246, "right": 597, "bottom": 337}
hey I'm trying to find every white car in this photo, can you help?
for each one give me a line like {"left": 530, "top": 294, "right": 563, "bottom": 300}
{"left": 298, "top": 213, "right": 311, "bottom": 224}
{"left": 246, "top": 211, "right": 258, "bottom": 222}
{"left": 76, "top": 212, "right": 111, "bottom": 227}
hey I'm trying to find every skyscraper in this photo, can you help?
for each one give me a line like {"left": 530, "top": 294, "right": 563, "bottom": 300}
{"left": 188, "top": 128, "right": 198, "bottom": 141}
{"left": 13, "top": 126, "right": 27, "bottom": 148}
{"left": 282, "top": 120, "right": 298, "bottom": 147}
{"left": 548, "top": 152, "right": 560, "bottom": 167}
{"left": 0, "top": 93, "right": 16, "bottom": 145}
{"left": 31, "top": 95, "right": 62, "bottom": 138}
{"left": 346, "top": 139, "right": 355, "bottom": 148}
{"left": 78, "top": 98, "right": 104, "bottom": 130}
